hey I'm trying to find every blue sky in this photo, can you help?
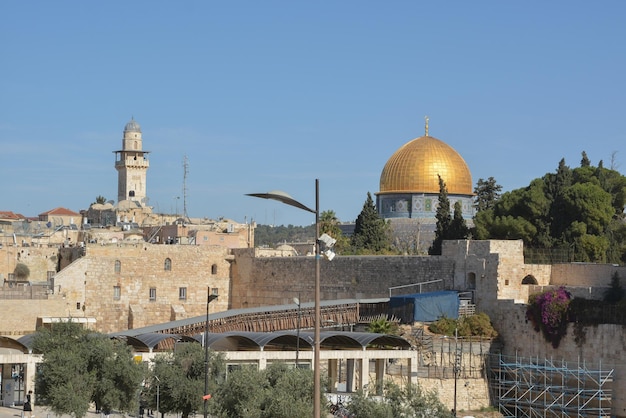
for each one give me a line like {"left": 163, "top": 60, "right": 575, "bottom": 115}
{"left": 1, "top": 1, "right": 624, "bottom": 226}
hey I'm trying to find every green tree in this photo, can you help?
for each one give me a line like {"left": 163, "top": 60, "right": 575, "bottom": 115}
{"left": 366, "top": 317, "right": 399, "bottom": 335}
{"left": 429, "top": 175, "right": 451, "bottom": 255}
{"left": 94, "top": 195, "right": 107, "bottom": 205}
{"left": 149, "top": 343, "right": 225, "bottom": 418}
{"left": 351, "top": 192, "right": 391, "bottom": 254}
{"left": 319, "top": 210, "right": 349, "bottom": 254}
{"left": 253, "top": 224, "right": 315, "bottom": 247}
{"left": 212, "top": 363, "right": 319, "bottom": 418}
{"left": 33, "top": 321, "right": 144, "bottom": 418}
{"left": 473, "top": 176, "right": 502, "bottom": 212}
{"left": 449, "top": 201, "right": 469, "bottom": 240}
{"left": 474, "top": 152, "right": 626, "bottom": 263}
{"left": 346, "top": 381, "right": 453, "bottom": 418}
{"left": 581, "top": 151, "right": 591, "bottom": 167}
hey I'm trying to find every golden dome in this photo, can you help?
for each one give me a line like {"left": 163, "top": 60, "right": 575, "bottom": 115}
{"left": 379, "top": 135, "right": 473, "bottom": 195}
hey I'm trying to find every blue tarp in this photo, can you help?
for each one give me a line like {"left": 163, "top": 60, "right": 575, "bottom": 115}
{"left": 389, "top": 290, "right": 459, "bottom": 323}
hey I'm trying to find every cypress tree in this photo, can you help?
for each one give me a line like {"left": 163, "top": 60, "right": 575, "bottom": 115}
{"left": 429, "top": 175, "right": 451, "bottom": 255}
{"left": 351, "top": 192, "right": 390, "bottom": 253}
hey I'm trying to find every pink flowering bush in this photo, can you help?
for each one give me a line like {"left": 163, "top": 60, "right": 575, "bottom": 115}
{"left": 526, "top": 286, "right": 572, "bottom": 348}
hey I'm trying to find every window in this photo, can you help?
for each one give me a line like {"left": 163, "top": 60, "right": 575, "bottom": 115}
{"left": 149, "top": 287, "right": 157, "bottom": 301}
{"left": 113, "top": 286, "right": 121, "bottom": 300}
{"left": 115, "top": 260, "right": 121, "bottom": 274}
{"left": 164, "top": 258, "right": 172, "bottom": 271}
{"left": 179, "top": 287, "right": 187, "bottom": 300}
{"left": 467, "top": 272, "right": 476, "bottom": 290}
{"left": 211, "top": 264, "right": 218, "bottom": 275}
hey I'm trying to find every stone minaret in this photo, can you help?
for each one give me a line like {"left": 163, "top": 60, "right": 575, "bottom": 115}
{"left": 114, "top": 118, "right": 150, "bottom": 205}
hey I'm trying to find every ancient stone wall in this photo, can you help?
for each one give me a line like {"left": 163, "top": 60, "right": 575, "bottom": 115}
{"left": 492, "top": 299, "right": 626, "bottom": 416}
{"left": 230, "top": 249, "right": 455, "bottom": 309}
{"left": 51, "top": 243, "right": 232, "bottom": 333}
{"left": 550, "top": 263, "right": 626, "bottom": 287}
{"left": 0, "top": 245, "right": 58, "bottom": 282}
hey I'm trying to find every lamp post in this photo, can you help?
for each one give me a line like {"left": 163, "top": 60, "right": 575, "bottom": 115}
{"left": 293, "top": 294, "right": 301, "bottom": 367}
{"left": 204, "top": 287, "right": 218, "bottom": 418}
{"left": 453, "top": 327, "right": 460, "bottom": 418}
{"left": 247, "top": 179, "right": 322, "bottom": 418}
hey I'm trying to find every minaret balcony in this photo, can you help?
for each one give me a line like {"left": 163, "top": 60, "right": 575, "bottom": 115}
{"left": 115, "top": 159, "right": 150, "bottom": 168}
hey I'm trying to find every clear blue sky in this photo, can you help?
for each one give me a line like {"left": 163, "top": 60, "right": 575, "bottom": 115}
{"left": 2, "top": 1, "right": 624, "bottom": 227}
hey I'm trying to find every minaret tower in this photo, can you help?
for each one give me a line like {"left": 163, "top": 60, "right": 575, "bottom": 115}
{"left": 114, "top": 117, "right": 150, "bottom": 205}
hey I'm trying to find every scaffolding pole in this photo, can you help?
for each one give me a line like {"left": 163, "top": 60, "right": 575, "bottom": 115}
{"left": 489, "top": 353, "right": 614, "bottom": 418}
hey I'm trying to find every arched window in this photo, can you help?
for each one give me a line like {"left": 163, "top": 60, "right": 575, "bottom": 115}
{"left": 522, "top": 275, "right": 538, "bottom": 285}
{"left": 211, "top": 264, "right": 218, "bottom": 275}
{"left": 114, "top": 260, "right": 121, "bottom": 274}
{"left": 164, "top": 258, "right": 172, "bottom": 271}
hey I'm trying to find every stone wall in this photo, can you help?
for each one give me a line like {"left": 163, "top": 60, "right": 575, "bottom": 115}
{"left": 230, "top": 249, "right": 455, "bottom": 309}
{"left": 4, "top": 243, "right": 234, "bottom": 335}
{"left": 491, "top": 299, "right": 626, "bottom": 416}
{"left": 0, "top": 245, "right": 58, "bottom": 282}
{"left": 551, "top": 263, "right": 626, "bottom": 287}
{"left": 69, "top": 244, "right": 231, "bottom": 333}
{"left": 418, "top": 377, "right": 491, "bottom": 414}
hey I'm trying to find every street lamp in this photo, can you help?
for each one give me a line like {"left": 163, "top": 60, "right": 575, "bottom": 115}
{"left": 293, "top": 294, "right": 301, "bottom": 367}
{"left": 204, "top": 287, "right": 218, "bottom": 418}
{"left": 247, "top": 179, "right": 322, "bottom": 418}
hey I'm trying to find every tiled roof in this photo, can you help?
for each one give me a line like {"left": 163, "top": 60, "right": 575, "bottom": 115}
{"left": 0, "top": 211, "right": 26, "bottom": 220}
{"left": 39, "top": 207, "right": 81, "bottom": 216}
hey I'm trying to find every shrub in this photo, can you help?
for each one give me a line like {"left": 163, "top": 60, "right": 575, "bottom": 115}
{"left": 428, "top": 317, "right": 457, "bottom": 336}
{"left": 367, "top": 317, "right": 400, "bottom": 335}
{"left": 14, "top": 263, "right": 30, "bottom": 280}
{"left": 428, "top": 313, "right": 498, "bottom": 338}
{"left": 526, "top": 286, "right": 572, "bottom": 348}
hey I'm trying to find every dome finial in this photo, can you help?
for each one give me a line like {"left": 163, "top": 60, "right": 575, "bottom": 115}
{"left": 424, "top": 115, "right": 429, "bottom": 136}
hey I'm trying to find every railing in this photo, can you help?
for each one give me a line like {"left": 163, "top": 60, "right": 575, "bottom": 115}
{"left": 459, "top": 304, "right": 476, "bottom": 317}
{"left": 0, "top": 283, "right": 50, "bottom": 300}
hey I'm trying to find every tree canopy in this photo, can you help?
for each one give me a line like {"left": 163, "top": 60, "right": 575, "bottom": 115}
{"left": 429, "top": 176, "right": 469, "bottom": 255}
{"left": 346, "top": 381, "right": 453, "bottom": 418}
{"left": 147, "top": 342, "right": 225, "bottom": 418}
{"left": 33, "top": 322, "right": 144, "bottom": 418}
{"left": 473, "top": 152, "right": 626, "bottom": 263}
{"left": 351, "top": 192, "right": 392, "bottom": 254}
{"left": 211, "top": 363, "right": 321, "bottom": 418}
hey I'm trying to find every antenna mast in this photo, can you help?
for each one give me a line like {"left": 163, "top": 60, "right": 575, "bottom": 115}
{"left": 183, "top": 155, "right": 189, "bottom": 220}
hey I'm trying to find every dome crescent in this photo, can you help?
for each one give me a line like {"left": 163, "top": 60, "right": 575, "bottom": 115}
{"left": 379, "top": 136, "right": 473, "bottom": 195}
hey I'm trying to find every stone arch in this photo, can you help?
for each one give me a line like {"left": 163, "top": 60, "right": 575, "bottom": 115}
{"left": 522, "top": 275, "right": 538, "bottom": 285}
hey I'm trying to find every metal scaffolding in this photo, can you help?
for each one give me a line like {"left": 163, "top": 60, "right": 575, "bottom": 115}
{"left": 489, "top": 353, "right": 614, "bottom": 417}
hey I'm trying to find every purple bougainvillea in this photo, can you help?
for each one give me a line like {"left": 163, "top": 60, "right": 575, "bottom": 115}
{"left": 526, "top": 287, "right": 572, "bottom": 348}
